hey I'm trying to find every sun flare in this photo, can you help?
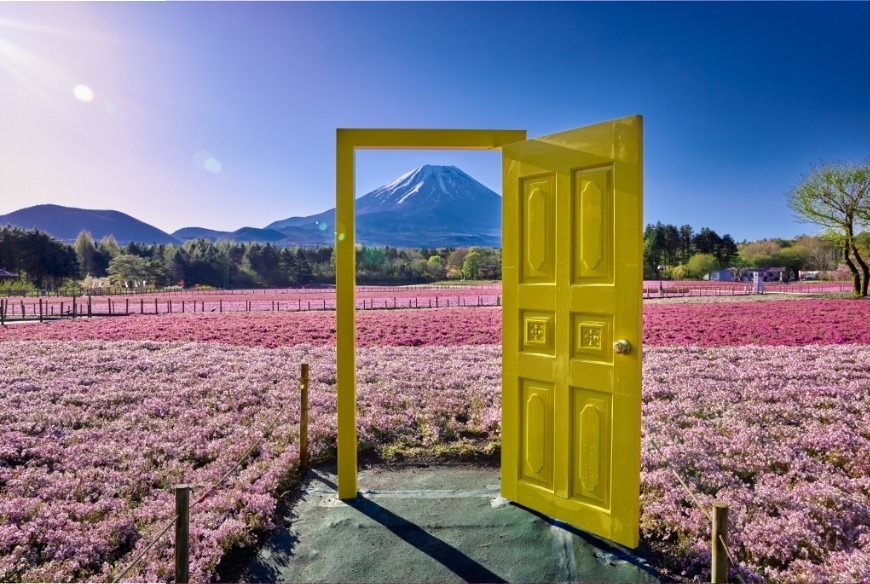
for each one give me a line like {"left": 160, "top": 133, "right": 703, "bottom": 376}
{"left": 72, "top": 84, "right": 94, "bottom": 102}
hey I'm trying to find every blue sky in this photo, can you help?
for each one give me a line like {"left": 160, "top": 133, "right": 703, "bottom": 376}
{"left": 1, "top": 2, "right": 868, "bottom": 241}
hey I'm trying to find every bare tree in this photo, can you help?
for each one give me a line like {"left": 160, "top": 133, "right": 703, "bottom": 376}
{"left": 787, "top": 161, "right": 870, "bottom": 297}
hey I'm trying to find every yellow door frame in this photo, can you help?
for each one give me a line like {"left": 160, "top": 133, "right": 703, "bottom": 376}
{"left": 335, "top": 129, "right": 526, "bottom": 499}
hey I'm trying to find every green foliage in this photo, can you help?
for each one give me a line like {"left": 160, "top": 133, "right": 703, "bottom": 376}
{"left": 2, "top": 227, "right": 501, "bottom": 290}
{"left": 0, "top": 226, "right": 79, "bottom": 288}
{"left": 685, "top": 253, "right": 719, "bottom": 279}
{"left": 73, "top": 231, "right": 97, "bottom": 277}
{"left": 787, "top": 160, "right": 870, "bottom": 296}
{"left": 107, "top": 255, "right": 154, "bottom": 284}
{"left": 0, "top": 279, "right": 37, "bottom": 295}
{"left": 644, "top": 222, "right": 736, "bottom": 277}
{"left": 426, "top": 255, "right": 446, "bottom": 280}
{"left": 462, "top": 249, "right": 482, "bottom": 280}
{"left": 773, "top": 246, "right": 810, "bottom": 281}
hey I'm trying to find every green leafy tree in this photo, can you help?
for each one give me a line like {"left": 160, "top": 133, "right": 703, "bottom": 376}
{"left": 446, "top": 248, "right": 467, "bottom": 279}
{"left": 686, "top": 253, "right": 719, "bottom": 279}
{"left": 107, "top": 255, "right": 153, "bottom": 285}
{"left": 74, "top": 231, "right": 97, "bottom": 277}
{"left": 426, "top": 255, "right": 446, "bottom": 280}
{"left": 787, "top": 160, "right": 870, "bottom": 297}
{"left": 773, "top": 246, "right": 810, "bottom": 281}
{"left": 462, "top": 249, "right": 482, "bottom": 280}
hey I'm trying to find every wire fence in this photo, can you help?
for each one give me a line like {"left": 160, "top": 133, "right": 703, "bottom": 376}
{"left": 0, "top": 283, "right": 503, "bottom": 298}
{"left": 111, "top": 365, "right": 310, "bottom": 583}
{"left": 643, "top": 280, "right": 852, "bottom": 298}
{"left": 645, "top": 430, "right": 745, "bottom": 583}
{"left": 0, "top": 293, "right": 504, "bottom": 323}
{"left": 2, "top": 279, "right": 852, "bottom": 300}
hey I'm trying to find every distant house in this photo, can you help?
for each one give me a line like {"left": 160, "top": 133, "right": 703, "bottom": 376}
{"left": 743, "top": 267, "right": 786, "bottom": 282}
{"left": 709, "top": 269, "right": 733, "bottom": 282}
{"left": 0, "top": 269, "right": 20, "bottom": 280}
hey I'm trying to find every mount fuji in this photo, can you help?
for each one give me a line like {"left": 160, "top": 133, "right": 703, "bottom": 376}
{"left": 266, "top": 165, "right": 502, "bottom": 247}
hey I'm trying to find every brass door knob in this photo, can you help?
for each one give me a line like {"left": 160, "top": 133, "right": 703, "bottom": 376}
{"left": 613, "top": 340, "right": 632, "bottom": 355}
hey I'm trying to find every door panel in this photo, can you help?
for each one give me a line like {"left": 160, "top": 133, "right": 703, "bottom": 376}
{"left": 501, "top": 116, "right": 642, "bottom": 548}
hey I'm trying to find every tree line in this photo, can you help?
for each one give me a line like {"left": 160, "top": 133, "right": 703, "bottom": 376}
{"left": 2, "top": 207, "right": 866, "bottom": 293}
{"left": 0, "top": 226, "right": 502, "bottom": 290}
{"left": 643, "top": 223, "right": 739, "bottom": 279}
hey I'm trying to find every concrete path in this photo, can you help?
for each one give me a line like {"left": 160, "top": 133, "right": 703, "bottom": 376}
{"left": 239, "top": 465, "right": 659, "bottom": 583}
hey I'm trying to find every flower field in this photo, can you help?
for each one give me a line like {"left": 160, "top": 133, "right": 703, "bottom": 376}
{"left": 2, "top": 298, "right": 869, "bottom": 348}
{"left": 0, "top": 297, "right": 868, "bottom": 582}
{"left": 0, "top": 342, "right": 501, "bottom": 582}
{"left": 2, "top": 285, "right": 502, "bottom": 318}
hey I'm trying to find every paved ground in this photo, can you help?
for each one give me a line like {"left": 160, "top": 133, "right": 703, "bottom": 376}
{"left": 238, "top": 464, "right": 659, "bottom": 583}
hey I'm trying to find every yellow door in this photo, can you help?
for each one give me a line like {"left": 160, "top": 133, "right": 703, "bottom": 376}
{"left": 500, "top": 116, "right": 643, "bottom": 548}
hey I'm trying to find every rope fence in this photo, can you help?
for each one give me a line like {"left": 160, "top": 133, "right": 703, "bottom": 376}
{"left": 646, "top": 432, "right": 745, "bottom": 584}
{"left": 111, "top": 364, "right": 311, "bottom": 583}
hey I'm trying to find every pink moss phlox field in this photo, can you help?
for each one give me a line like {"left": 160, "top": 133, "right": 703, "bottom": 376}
{"left": 0, "top": 309, "right": 502, "bottom": 348}
{"left": 3, "top": 299, "right": 870, "bottom": 348}
{"left": 643, "top": 299, "right": 870, "bottom": 346}
{"left": 1, "top": 341, "right": 867, "bottom": 581}
{"left": 642, "top": 345, "right": 870, "bottom": 582}
{"left": 0, "top": 341, "right": 501, "bottom": 582}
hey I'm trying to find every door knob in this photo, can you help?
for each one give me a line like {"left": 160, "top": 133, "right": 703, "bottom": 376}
{"left": 613, "top": 340, "right": 632, "bottom": 355}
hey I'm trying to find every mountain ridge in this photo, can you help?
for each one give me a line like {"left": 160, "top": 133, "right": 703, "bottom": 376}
{"left": 0, "top": 204, "right": 179, "bottom": 245}
{"left": 1, "top": 165, "right": 502, "bottom": 247}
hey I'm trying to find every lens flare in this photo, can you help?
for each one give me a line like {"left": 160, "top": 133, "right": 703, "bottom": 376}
{"left": 73, "top": 84, "right": 94, "bottom": 102}
{"left": 317, "top": 221, "right": 328, "bottom": 232}
{"left": 193, "top": 150, "right": 222, "bottom": 174}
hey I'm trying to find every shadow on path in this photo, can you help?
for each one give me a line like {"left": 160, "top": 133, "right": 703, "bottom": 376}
{"left": 346, "top": 497, "right": 506, "bottom": 584}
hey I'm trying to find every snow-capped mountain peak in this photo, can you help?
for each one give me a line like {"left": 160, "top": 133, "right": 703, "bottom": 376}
{"left": 265, "top": 164, "right": 502, "bottom": 247}
{"left": 358, "top": 165, "right": 499, "bottom": 213}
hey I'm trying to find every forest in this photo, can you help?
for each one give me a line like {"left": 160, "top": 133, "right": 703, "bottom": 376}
{"left": 1, "top": 223, "right": 863, "bottom": 292}
{"left": 0, "top": 226, "right": 499, "bottom": 290}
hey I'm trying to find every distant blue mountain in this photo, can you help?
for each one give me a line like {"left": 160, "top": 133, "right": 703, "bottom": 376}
{"left": 2, "top": 166, "right": 503, "bottom": 248}
{"left": 172, "top": 226, "right": 287, "bottom": 244}
{"left": 0, "top": 204, "right": 179, "bottom": 244}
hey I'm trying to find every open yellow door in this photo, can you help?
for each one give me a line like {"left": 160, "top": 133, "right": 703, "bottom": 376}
{"left": 501, "top": 116, "right": 643, "bottom": 548}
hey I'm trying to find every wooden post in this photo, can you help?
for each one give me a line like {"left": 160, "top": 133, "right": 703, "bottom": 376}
{"left": 175, "top": 485, "right": 190, "bottom": 584}
{"left": 219, "top": 299, "right": 222, "bottom": 313}
{"left": 141, "top": 299, "right": 144, "bottom": 314}
{"left": 39, "top": 298, "right": 43, "bottom": 322}
{"left": 712, "top": 502, "right": 729, "bottom": 583}
{"left": 126, "top": 298, "right": 129, "bottom": 314}
{"left": 154, "top": 298, "right": 158, "bottom": 314}
{"left": 88, "top": 297, "right": 92, "bottom": 318}
{"left": 300, "top": 363, "right": 310, "bottom": 469}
